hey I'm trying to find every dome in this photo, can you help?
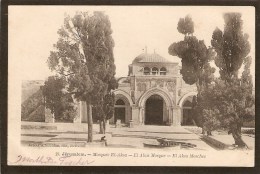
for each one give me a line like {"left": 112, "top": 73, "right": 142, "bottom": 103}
{"left": 132, "top": 52, "right": 172, "bottom": 64}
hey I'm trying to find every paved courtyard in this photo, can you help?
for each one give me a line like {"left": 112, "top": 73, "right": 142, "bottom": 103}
{"left": 107, "top": 125, "right": 214, "bottom": 150}
{"left": 21, "top": 122, "right": 254, "bottom": 150}
{"left": 21, "top": 122, "right": 217, "bottom": 150}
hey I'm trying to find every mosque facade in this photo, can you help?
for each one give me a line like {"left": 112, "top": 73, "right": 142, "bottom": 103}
{"left": 111, "top": 51, "right": 197, "bottom": 126}
{"left": 45, "top": 51, "right": 198, "bottom": 126}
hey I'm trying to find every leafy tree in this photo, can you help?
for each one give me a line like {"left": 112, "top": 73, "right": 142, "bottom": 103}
{"left": 177, "top": 15, "right": 194, "bottom": 36}
{"left": 102, "top": 92, "right": 116, "bottom": 132}
{"left": 210, "top": 13, "right": 253, "bottom": 148}
{"left": 168, "top": 15, "right": 215, "bottom": 134}
{"left": 211, "top": 13, "right": 251, "bottom": 81}
{"left": 200, "top": 77, "right": 254, "bottom": 148}
{"left": 47, "top": 11, "right": 117, "bottom": 142}
{"left": 42, "top": 76, "right": 77, "bottom": 122}
{"left": 92, "top": 91, "right": 116, "bottom": 134}
{"left": 42, "top": 76, "right": 65, "bottom": 115}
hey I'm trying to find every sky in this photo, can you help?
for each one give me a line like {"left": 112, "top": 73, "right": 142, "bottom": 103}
{"left": 9, "top": 6, "right": 255, "bottom": 82}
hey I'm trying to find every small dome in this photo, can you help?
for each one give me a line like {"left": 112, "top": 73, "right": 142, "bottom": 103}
{"left": 132, "top": 52, "right": 171, "bottom": 63}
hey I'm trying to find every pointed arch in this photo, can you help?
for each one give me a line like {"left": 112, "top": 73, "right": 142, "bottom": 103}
{"left": 113, "top": 89, "right": 133, "bottom": 106}
{"left": 138, "top": 87, "right": 174, "bottom": 108}
{"left": 178, "top": 92, "right": 197, "bottom": 107}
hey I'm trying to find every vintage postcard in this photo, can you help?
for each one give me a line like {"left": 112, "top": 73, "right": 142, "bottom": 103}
{"left": 8, "top": 6, "right": 255, "bottom": 166}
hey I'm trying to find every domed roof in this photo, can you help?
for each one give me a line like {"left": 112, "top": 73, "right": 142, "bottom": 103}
{"left": 132, "top": 52, "right": 172, "bottom": 64}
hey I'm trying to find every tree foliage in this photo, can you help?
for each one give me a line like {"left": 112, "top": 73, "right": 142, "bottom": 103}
{"left": 211, "top": 13, "right": 251, "bottom": 81}
{"left": 42, "top": 76, "right": 77, "bottom": 122}
{"left": 208, "top": 13, "right": 254, "bottom": 148}
{"left": 169, "top": 17, "right": 215, "bottom": 88}
{"left": 169, "top": 15, "right": 215, "bottom": 132}
{"left": 177, "top": 15, "right": 194, "bottom": 35}
{"left": 47, "top": 11, "right": 117, "bottom": 141}
{"left": 200, "top": 78, "right": 254, "bottom": 147}
{"left": 42, "top": 76, "right": 65, "bottom": 114}
{"left": 92, "top": 92, "right": 115, "bottom": 133}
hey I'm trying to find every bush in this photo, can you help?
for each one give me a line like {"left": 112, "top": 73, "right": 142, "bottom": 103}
{"left": 241, "top": 128, "right": 255, "bottom": 135}
{"left": 243, "top": 120, "right": 255, "bottom": 128}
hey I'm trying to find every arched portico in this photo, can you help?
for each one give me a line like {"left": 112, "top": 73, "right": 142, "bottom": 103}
{"left": 138, "top": 88, "right": 173, "bottom": 108}
{"left": 178, "top": 92, "right": 197, "bottom": 126}
{"left": 112, "top": 90, "right": 133, "bottom": 124}
{"left": 178, "top": 92, "right": 197, "bottom": 107}
{"left": 113, "top": 89, "right": 134, "bottom": 105}
{"left": 137, "top": 87, "right": 180, "bottom": 126}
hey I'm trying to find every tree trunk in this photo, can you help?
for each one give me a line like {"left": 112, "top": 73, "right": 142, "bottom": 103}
{"left": 103, "top": 119, "right": 106, "bottom": 133}
{"left": 87, "top": 104, "right": 93, "bottom": 142}
{"left": 99, "top": 120, "right": 105, "bottom": 134}
{"left": 231, "top": 127, "right": 247, "bottom": 148}
{"left": 207, "top": 131, "right": 212, "bottom": 136}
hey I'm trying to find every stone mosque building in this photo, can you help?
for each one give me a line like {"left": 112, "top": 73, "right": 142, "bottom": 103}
{"left": 111, "top": 51, "right": 197, "bottom": 126}
{"left": 44, "top": 50, "right": 198, "bottom": 126}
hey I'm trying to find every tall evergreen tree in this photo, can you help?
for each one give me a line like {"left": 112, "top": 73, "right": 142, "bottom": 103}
{"left": 47, "top": 11, "right": 117, "bottom": 142}
{"left": 210, "top": 13, "right": 254, "bottom": 148}
{"left": 168, "top": 15, "right": 215, "bottom": 134}
{"left": 211, "top": 13, "right": 251, "bottom": 81}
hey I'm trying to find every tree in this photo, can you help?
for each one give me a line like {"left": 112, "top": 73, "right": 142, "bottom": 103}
{"left": 177, "top": 15, "right": 194, "bottom": 36}
{"left": 42, "top": 76, "right": 65, "bottom": 115}
{"left": 210, "top": 13, "right": 253, "bottom": 148}
{"left": 42, "top": 76, "right": 77, "bottom": 122}
{"left": 93, "top": 92, "right": 115, "bottom": 134}
{"left": 200, "top": 77, "right": 254, "bottom": 148}
{"left": 47, "top": 11, "right": 117, "bottom": 142}
{"left": 168, "top": 15, "right": 215, "bottom": 134}
{"left": 211, "top": 13, "right": 251, "bottom": 81}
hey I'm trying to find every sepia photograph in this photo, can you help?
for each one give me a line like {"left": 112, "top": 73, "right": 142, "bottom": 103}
{"left": 7, "top": 5, "right": 255, "bottom": 166}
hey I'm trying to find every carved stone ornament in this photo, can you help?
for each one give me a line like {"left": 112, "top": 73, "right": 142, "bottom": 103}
{"left": 151, "top": 80, "right": 157, "bottom": 88}
{"left": 137, "top": 82, "right": 146, "bottom": 91}
{"left": 166, "top": 81, "right": 176, "bottom": 92}
{"left": 157, "top": 81, "right": 164, "bottom": 88}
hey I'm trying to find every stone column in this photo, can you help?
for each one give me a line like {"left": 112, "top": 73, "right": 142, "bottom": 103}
{"left": 172, "top": 106, "right": 181, "bottom": 126}
{"left": 167, "top": 107, "right": 173, "bottom": 126}
{"left": 176, "top": 106, "right": 181, "bottom": 126}
{"left": 171, "top": 107, "right": 176, "bottom": 126}
{"left": 138, "top": 107, "right": 144, "bottom": 125}
{"left": 131, "top": 106, "right": 140, "bottom": 125}
{"left": 180, "top": 109, "right": 183, "bottom": 126}
{"left": 141, "top": 107, "right": 145, "bottom": 125}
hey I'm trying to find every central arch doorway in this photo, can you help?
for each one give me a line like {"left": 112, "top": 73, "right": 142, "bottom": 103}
{"left": 145, "top": 94, "right": 164, "bottom": 125}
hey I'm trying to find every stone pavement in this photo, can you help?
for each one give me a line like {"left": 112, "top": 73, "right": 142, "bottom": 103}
{"left": 21, "top": 124, "right": 215, "bottom": 150}
{"left": 21, "top": 122, "right": 254, "bottom": 150}
{"left": 209, "top": 134, "right": 254, "bottom": 149}
{"left": 107, "top": 125, "right": 215, "bottom": 150}
{"left": 184, "top": 126, "right": 255, "bottom": 150}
